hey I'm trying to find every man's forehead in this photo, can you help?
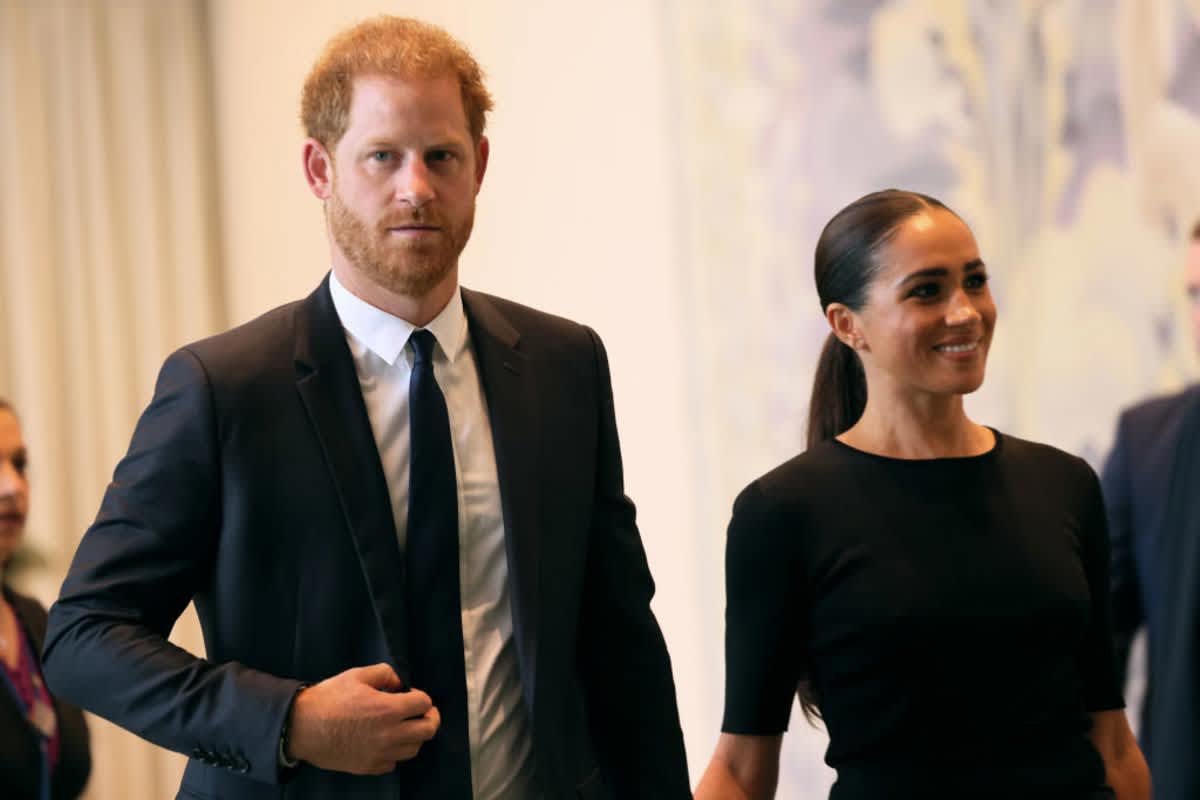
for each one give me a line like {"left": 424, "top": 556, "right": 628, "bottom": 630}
{"left": 350, "top": 71, "right": 460, "bottom": 95}
{"left": 347, "top": 73, "right": 465, "bottom": 118}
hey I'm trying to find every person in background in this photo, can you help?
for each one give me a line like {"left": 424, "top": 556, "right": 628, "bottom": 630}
{"left": 1101, "top": 219, "right": 1200, "bottom": 800}
{"left": 0, "top": 399, "right": 90, "bottom": 800}
{"left": 39, "top": 15, "right": 688, "bottom": 800}
{"left": 695, "top": 189, "right": 1149, "bottom": 799}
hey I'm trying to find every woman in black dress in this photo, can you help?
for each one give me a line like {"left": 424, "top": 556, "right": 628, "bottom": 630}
{"left": 695, "top": 190, "right": 1149, "bottom": 799}
{"left": 0, "top": 399, "right": 90, "bottom": 799}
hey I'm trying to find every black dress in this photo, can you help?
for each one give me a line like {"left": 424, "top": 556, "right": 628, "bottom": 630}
{"left": 721, "top": 432, "right": 1123, "bottom": 800}
{"left": 0, "top": 587, "right": 90, "bottom": 800}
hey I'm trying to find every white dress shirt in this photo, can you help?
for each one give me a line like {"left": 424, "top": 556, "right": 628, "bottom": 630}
{"left": 329, "top": 271, "right": 536, "bottom": 799}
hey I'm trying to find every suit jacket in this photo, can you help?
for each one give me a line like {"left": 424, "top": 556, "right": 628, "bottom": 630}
{"left": 1101, "top": 383, "right": 1200, "bottom": 800}
{"left": 0, "top": 587, "right": 90, "bottom": 800}
{"left": 42, "top": 277, "right": 689, "bottom": 799}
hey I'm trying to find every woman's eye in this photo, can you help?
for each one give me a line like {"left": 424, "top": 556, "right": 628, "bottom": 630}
{"left": 909, "top": 283, "right": 940, "bottom": 299}
{"left": 965, "top": 273, "right": 989, "bottom": 290}
{"left": 11, "top": 456, "right": 26, "bottom": 476}
{"left": 370, "top": 151, "right": 393, "bottom": 163}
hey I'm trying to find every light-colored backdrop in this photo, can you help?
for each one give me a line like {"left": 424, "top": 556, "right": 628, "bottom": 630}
{"left": 2, "top": 0, "right": 1198, "bottom": 797}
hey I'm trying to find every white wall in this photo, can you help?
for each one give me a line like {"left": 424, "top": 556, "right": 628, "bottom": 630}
{"left": 207, "top": 0, "right": 715, "bottom": 781}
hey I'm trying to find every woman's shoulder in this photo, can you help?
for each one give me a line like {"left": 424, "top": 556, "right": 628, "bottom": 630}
{"left": 990, "top": 431, "right": 1101, "bottom": 505}
{"left": 992, "top": 430, "right": 1094, "bottom": 475}
{"left": 3, "top": 585, "right": 48, "bottom": 613}
{"left": 733, "top": 439, "right": 858, "bottom": 511}
{"left": 762, "top": 436, "right": 856, "bottom": 481}
{"left": 3, "top": 586, "right": 49, "bottom": 643}
{"left": 726, "top": 446, "right": 854, "bottom": 562}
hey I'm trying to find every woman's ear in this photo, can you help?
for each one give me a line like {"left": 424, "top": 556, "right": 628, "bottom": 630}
{"left": 826, "top": 303, "right": 867, "bottom": 351}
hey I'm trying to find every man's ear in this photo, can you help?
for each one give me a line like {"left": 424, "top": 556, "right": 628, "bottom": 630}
{"left": 826, "top": 303, "right": 867, "bottom": 351}
{"left": 303, "top": 138, "right": 334, "bottom": 200}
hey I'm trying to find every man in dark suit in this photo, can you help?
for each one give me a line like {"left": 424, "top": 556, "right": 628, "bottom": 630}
{"left": 41, "top": 16, "right": 689, "bottom": 800}
{"left": 1101, "top": 219, "right": 1200, "bottom": 800}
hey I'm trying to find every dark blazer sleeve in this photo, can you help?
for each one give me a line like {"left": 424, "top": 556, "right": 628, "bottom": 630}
{"left": 41, "top": 348, "right": 302, "bottom": 785}
{"left": 1101, "top": 408, "right": 1144, "bottom": 689}
{"left": 574, "top": 328, "right": 690, "bottom": 798}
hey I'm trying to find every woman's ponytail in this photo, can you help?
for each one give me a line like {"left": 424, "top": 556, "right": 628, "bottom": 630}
{"left": 806, "top": 333, "right": 866, "bottom": 448}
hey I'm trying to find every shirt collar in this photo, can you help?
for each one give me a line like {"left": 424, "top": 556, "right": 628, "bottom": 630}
{"left": 328, "top": 270, "right": 469, "bottom": 366}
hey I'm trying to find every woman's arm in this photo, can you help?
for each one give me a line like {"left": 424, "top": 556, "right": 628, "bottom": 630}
{"left": 695, "top": 733, "right": 783, "bottom": 800}
{"left": 704, "top": 480, "right": 805, "bottom": 799}
{"left": 1089, "top": 709, "right": 1149, "bottom": 800}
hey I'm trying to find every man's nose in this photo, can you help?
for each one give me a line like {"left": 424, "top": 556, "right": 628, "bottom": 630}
{"left": 395, "top": 158, "right": 435, "bottom": 207}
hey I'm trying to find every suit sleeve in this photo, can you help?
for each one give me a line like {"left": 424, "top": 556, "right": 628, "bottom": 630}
{"left": 575, "top": 328, "right": 691, "bottom": 799}
{"left": 41, "top": 347, "right": 302, "bottom": 785}
{"left": 1100, "top": 411, "right": 1144, "bottom": 689}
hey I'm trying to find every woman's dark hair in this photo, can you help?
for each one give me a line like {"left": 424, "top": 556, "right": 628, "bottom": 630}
{"left": 798, "top": 189, "right": 953, "bottom": 722}
{"left": 806, "top": 189, "right": 954, "bottom": 449}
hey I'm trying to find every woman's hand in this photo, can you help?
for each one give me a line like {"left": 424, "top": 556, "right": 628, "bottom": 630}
{"left": 1089, "top": 709, "right": 1150, "bottom": 800}
{"left": 694, "top": 733, "right": 783, "bottom": 800}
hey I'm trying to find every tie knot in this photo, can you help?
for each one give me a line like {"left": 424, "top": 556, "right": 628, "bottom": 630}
{"left": 410, "top": 329, "right": 438, "bottom": 365}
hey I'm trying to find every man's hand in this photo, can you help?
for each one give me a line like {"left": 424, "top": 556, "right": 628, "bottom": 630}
{"left": 285, "top": 663, "right": 441, "bottom": 775}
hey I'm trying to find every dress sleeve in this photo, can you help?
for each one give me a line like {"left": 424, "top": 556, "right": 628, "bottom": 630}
{"left": 1099, "top": 411, "right": 1143, "bottom": 689}
{"left": 1076, "top": 462, "right": 1127, "bottom": 712}
{"left": 721, "top": 479, "right": 808, "bottom": 734}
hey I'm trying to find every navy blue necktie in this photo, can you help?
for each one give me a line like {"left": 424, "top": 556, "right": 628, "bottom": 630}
{"left": 405, "top": 329, "right": 471, "bottom": 798}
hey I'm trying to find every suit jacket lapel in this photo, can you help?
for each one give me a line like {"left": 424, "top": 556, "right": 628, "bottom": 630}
{"left": 462, "top": 289, "right": 541, "bottom": 717}
{"left": 293, "top": 276, "right": 411, "bottom": 683}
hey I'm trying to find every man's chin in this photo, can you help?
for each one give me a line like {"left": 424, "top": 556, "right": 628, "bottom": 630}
{"left": 366, "top": 261, "right": 455, "bottom": 299}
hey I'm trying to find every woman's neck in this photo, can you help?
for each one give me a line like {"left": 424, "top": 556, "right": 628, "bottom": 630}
{"left": 837, "top": 392, "right": 993, "bottom": 459}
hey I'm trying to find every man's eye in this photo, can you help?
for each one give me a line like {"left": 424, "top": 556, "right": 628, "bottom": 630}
{"left": 427, "top": 150, "right": 454, "bottom": 164}
{"left": 370, "top": 151, "right": 393, "bottom": 163}
{"left": 11, "top": 456, "right": 26, "bottom": 475}
{"left": 965, "top": 273, "right": 989, "bottom": 290}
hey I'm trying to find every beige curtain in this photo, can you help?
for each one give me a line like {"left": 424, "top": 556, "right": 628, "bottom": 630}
{"left": 0, "top": 1, "right": 225, "bottom": 797}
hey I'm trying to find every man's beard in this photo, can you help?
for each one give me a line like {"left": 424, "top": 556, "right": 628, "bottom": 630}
{"left": 327, "top": 189, "right": 474, "bottom": 299}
